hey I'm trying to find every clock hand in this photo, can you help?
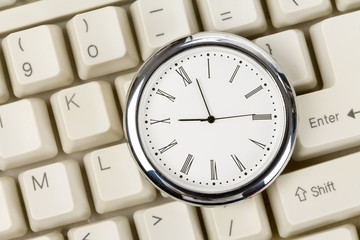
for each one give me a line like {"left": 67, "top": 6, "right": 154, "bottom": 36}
{"left": 178, "top": 114, "right": 271, "bottom": 122}
{"left": 196, "top": 78, "right": 213, "bottom": 118}
{"left": 215, "top": 113, "right": 255, "bottom": 120}
{"left": 178, "top": 118, "right": 209, "bottom": 122}
{"left": 178, "top": 114, "right": 253, "bottom": 122}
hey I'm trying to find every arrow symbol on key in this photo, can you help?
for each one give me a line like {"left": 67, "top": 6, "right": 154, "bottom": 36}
{"left": 82, "top": 233, "right": 90, "bottom": 240}
{"left": 348, "top": 108, "right": 360, "bottom": 119}
{"left": 295, "top": 187, "right": 307, "bottom": 202}
{"left": 152, "top": 216, "right": 162, "bottom": 226}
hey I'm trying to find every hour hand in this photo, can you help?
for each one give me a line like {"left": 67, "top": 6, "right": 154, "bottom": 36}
{"left": 178, "top": 118, "right": 208, "bottom": 122}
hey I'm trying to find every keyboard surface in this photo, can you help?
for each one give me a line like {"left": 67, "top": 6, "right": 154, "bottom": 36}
{"left": 2, "top": 0, "right": 360, "bottom": 239}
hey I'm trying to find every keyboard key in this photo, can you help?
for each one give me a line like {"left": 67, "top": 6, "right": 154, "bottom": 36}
{"left": 68, "top": 217, "right": 133, "bottom": 240}
{"left": 50, "top": 81, "right": 123, "bottom": 153}
{"left": 2, "top": 25, "right": 73, "bottom": 97}
{"left": 84, "top": 144, "right": 157, "bottom": 214}
{"left": 293, "top": 11, "right": 360, "bottom": 160}
{"left": 266, "top": 0, "right": 332, "bottom": 28}
{"left": 0, "top": 177, "right": 27, "bottom": 239}
{"left": 196, "top": 0, "right": 267, "bottom": 36}
{"left": 293, "top": 224, "right": 359, "bottom": 240}
{"left": 28, "top": 232, "right": 64, "bottom": 240}
{"left": 201, "top": 194, "right": 272, "bottom": 240}
{"left": 0, "top": 0, "right": 16, "bottom": 8}
{"left": 267, "top": 152, "right": 360, "bottom": 237}
{"left": 115, "top": 72, "right": 134, "bottom": 112}
{"left": 336, "top": 0, "right": 360, "bottom": 11}
{"left": 130, "top": 0, "right": 199, "bottom": 60}
{"left": 0, "top": 0, "right": 125, "bottom": 35}
{"left": 0, "top": 98, "right": 57, "bottom": 170}
{"left": 134, "top": 201, "right": 204, "bottom": 240}
{"left": 0, "top": 60, "right": 9, "bottom": 104}
{"left": 18, "top": 160, "right": 91, "bottom": 232}
{"left": 67, "top": 7, "right": 139, "bottom": 80}
{"left": 254, "top": 29, "right": 317, "bottom": 93}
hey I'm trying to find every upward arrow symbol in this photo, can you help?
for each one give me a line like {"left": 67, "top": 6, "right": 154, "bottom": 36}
{"left": 152, "top": 216, "right": 162, "bottom": 226}
{"left": 82, "top": 233, "right": 90, "bottom": 240}
{"left": 295, "top": 187, "right": 307, "bottom": 202}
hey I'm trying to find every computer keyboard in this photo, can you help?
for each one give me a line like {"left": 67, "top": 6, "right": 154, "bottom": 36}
{"left": 1, "top": 0, "right": 360, "bottom": 239}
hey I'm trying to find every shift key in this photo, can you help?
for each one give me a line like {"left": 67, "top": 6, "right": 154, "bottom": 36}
{"left": 267, "top": 152, "right": 360, "bottom": 238}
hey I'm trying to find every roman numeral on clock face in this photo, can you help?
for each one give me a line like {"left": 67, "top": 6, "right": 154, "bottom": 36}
{"left": 156, "top": 89, "right": 176, "bottom": 102}
{"left": 175, "top": 66, "right": 192, "bottom": 86}
{"left": 150, "top": 118, "right": 171, "bottom": 125}
{"left": 180, "top": 154, "right": 194, "bottom": 175}
{"left": 210, "top": 160, "right": 218, "bottom": 180}
{"left": 244, "top": 85, "right": 263, "bottom": 99}
{"left": 249, "top": 138, "right": 266, "bottom": 149}
{"left": 229, "top": 65, "right": 240, "bottom": 83}
{"left": 252, "top": 114, "right": 272, "bottom": 120}
{"left": 158, "top": 139, "right": 178, "bottom": 154}
{"left": 231, "top": 154, "right": 246, "bottom": 172}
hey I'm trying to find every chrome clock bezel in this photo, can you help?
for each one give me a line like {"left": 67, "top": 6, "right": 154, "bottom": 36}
{"left": 125, "top": 32, "right": 296, "bottom": 206}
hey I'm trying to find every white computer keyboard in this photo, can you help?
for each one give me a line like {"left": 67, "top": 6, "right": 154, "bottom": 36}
{"left": 1, "top": 0, "right": 360, "bottom": 239}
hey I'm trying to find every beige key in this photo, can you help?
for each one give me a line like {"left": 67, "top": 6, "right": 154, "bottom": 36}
{"left": 0, "top": 0, "right": 126, "bottom": 35}
{"left": 196, "top": 0, "right": 267, "bottom": 36}
{"left": 266, "top": 0, "right": 332, "bottom": 28}
{"left": 27, "top": 231, "right": 64, "bottom": 240}
{"left": 0, "top": 0, "right": 15, "bottom": 8}
{"left": 335, "top": 0, "right": 360, "bottom": 11}
{"left": 293, "top": 11, "right": 360, "bottom": 160}
{"left": 84, "top": 144, "right": 156, "bottom": 214}
{"left": 68, "top": 217, "right": 133, "bottom": 240}
{"left": 51, "top": 81, "right": 123, "bottom": 153}
{"left": 0, "top": 177, "right": 27, "bottom": 239}
{"left": 267, "top": 152, "right": 360, "bottom": 237}
{"left": 2, "top": 25, "right": 73, "bottom": 97}
{"left": 254, "top": 29, "right": 317, "bottom": 93}
{"left": 19, "top": 160, "right": 91, "bottom": 232}
{"left": 0, "top": 98, "right": 57, "bottom": 170}
{"left": 134, "top": 201, "right": 204, "bottom": 240}
{"left": 0, "top": 60, "right": 9, "bottom": 104}
{"left": 115, "top": 72, "right": 135, "bottom": 112}
{"left": 130, "top": 0, "right": 199, "bottom": 60}
{"left": 67, "top": 6, "right": 139, "bottom": 80}
{"left": 292, "top": 224, "right": 359, "bottom": 240}
{"left": 201, "top": 194, "right": 272, "bottom": 240}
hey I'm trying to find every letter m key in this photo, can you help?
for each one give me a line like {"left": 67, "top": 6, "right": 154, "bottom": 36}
{"left": 32, "top": 172, "right": 49, "bottom": 191}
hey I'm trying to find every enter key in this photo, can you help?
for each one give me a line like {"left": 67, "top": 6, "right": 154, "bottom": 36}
{"left": 267, "top": 152, "right": 360, "bottom": 238}
{"left": 293, "top": 11, "right": 360, "bottom": 160}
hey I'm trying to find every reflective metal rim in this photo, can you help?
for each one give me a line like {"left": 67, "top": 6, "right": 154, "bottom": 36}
{"left": 124, "top": 32, "right": 297, "bottom": 206}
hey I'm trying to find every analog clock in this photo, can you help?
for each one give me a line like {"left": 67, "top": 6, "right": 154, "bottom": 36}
{"left": 125, "top": 32, "right": 296, "bottom": 205}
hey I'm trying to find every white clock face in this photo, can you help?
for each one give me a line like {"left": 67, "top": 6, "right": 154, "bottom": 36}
{"left": 137, "top": 45, "right": 287, "bottom": 194}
